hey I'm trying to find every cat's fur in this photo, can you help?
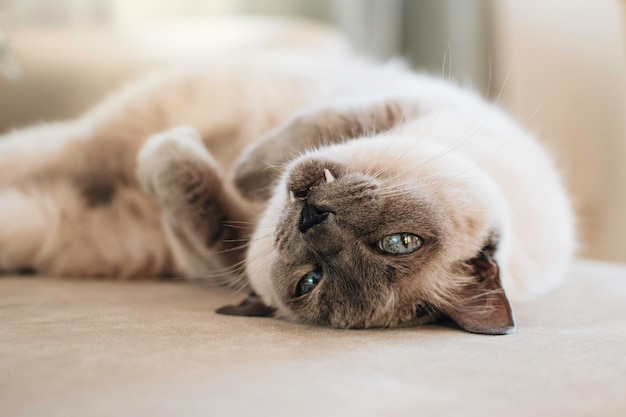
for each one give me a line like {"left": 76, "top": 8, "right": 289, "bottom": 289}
{"left": 0, "top": 52, "right": 575, "bottom": 334}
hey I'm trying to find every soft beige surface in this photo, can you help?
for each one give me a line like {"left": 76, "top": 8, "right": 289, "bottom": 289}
{"left": 1, "top": 260, "right": 625, "bottom": 417}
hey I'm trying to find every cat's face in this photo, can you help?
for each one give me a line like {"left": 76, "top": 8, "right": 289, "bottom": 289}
{"left": 243, "top": 136, "right": 515, "bottom": 334}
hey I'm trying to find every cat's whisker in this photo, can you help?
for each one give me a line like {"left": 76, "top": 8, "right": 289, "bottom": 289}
{"left": 381, "top": 288, "right": 397, "bottom": 330}
{"left": 211, "top": 241, "right": 253, "bottom": 255}
{"left": 417, "top": 62, "right": 515, "bottom": 170}
{"left": 373, "top": 167, "right": 495, "bottom": 201}
{"left": 446, "top": 41, "right": 453, "bottom": 82}
{"left": 396, "top": 61, "right": 513, "bottom": 176}
{"left": 409, "top": 110, "right": 491, "bottom": 173}
{"left": 368, "top": 46, "right": 454, "bottom": 181}
{"left": 259, "top": 158, "right": 286, "bottom": 172}
{"left": 222, "top": 238, "right": 256, "bottom": 243}
{"left": 229, "top": 270, "right": 252, "bottom": 294}
{"left": 222, "top": 220, "right": 260, "bottom": 225}
{"left": 175, "top": 238, "right": 276, "bottom": 286}
{"left": 221, "top": 224, "right": 257, "bottom": 230}
{"left": 188, "top": 264, "right": 247, "bottom": 281}
{"left": 230, "top": 248, "right": 276, "bottom": 294}
{"left": 217, "top": 231, "right": 273, "bottom": 252}
{"left": 363, "top": 103, "right": 415, "bottom": 177}
{"left": 370, "top": 100, "right": 448, "bottom": 180}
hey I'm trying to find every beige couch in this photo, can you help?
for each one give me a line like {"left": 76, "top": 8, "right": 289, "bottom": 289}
{"left": 2, "top": 260, "right": 625, "bottom": 416}
{"left": 1, "top": 17, "right": 625, "bottom": 417}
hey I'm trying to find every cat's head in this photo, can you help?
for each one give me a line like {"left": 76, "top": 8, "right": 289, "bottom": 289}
{"left": 225, "top": 134, "right": 516, "bottom": 335}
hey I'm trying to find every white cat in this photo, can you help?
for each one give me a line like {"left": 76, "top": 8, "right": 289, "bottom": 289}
{"left": 0, "top": 51, "right": 575, "bottom": 334}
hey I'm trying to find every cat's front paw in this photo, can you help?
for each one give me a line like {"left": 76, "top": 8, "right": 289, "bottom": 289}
{"left": 136, "top": 126, "right": 213, "bottom": 196}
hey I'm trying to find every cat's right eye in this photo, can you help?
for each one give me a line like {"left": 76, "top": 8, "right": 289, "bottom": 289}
{"left": 295, "top": 268, "right": 323, "bottom": 297}
{"left": 378, "top": 233, "right": 423, "bottom": 255}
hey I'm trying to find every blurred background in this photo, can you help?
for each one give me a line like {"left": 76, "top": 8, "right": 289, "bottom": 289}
{"left": 0, "top": 0, "right": 625, "bottom": 263}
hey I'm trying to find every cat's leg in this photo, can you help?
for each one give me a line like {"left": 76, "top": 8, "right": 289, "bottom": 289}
{"left": 0, "top": 186, "right": 54, "bottom": 274}
{"left": 0, "top": 122, "right": 84, "bottom": 187}
{"left": 0, "top": 120, "right": 175, "bottom": 277}
{"left": 136, "top": 126, "right": 257, "bottom": 282}
{"left": 233, "top": 97, "right": 421, "bottom": 200}
{"left": 0, "top": 182, "right": 173, "bottom": 278}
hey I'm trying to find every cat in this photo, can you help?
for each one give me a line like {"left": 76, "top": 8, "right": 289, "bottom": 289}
{"left": 0, "top": 51, "right": 575, "bottom": 334}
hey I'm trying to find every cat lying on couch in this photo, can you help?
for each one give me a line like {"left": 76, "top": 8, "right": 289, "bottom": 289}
{"left": 0, "top": 52, "right": 575, "bottom": 334}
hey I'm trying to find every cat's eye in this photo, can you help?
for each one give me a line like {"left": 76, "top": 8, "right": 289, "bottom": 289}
{"left": 378, "top": 233, "right": 423, "bottom": 255}
{"left": 295, "top": 268, "right": 323, "bottom": 297}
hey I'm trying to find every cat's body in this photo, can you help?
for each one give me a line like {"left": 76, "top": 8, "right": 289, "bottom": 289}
{"left": 0, "top": 52, "right": 574, "bottom": 334}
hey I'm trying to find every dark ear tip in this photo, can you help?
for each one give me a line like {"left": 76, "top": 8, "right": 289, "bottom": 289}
{"left": 462, "top": 317, "right": 516, "bottom": 335}
{"left": 215, "top": 305, "right": 243, "bottom": 316}
{"left": 469, "top": 324, "right": 517, "bottom": 336}
{"left": 215, "top": 293, "right": 276, "bottom": 317}
{"left": 215, "top": 303, "right": 276, "bottom": 317}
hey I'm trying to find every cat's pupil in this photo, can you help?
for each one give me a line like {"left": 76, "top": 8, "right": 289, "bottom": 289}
{"left": 378, "top": 233, "right": 422, "bottom": 254}
{"left": 295, "top": 268, "right": 323, "bottom": 297}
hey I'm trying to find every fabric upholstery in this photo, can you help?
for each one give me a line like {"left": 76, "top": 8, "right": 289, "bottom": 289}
{"left": 1, "top": 260, "right": 625, "bottom": 416}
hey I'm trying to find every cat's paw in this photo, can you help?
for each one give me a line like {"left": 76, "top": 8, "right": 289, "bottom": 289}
{"left": 136, "top": 126, "right": 215, "bottom": 196}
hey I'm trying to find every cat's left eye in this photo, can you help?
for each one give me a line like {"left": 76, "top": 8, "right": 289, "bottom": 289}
{"left": 378, "top": 233, "right": 423, "bottom": 255}
{"left": 295, "top": 268, "right": 323, "bottom": 297}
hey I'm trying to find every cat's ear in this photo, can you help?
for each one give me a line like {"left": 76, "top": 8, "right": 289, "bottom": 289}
{"left": 233, "top": 99, "right": 419, "bottom": 200}
{"left": 441, "top": 252, "right": 516, "bottom": 335}
{"left": 216, "top": 292, "right": 276, "bottom": 317}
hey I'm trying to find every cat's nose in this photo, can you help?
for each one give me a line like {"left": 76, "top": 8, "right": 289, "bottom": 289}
{"left": 299, "top": 200, "right": 329, "bottom": 233}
